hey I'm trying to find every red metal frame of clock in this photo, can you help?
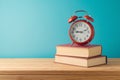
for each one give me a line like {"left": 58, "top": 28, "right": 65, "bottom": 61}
{"left": 69, "top": 20, "right": 94, "bottom": 45}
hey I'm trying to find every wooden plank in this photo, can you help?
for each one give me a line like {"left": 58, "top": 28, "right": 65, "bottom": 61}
{"left": 0, "top": 75, "right": 119, "bottom": 80}
{"left": 0, "top": 58, "right": 119, "bottom": 75}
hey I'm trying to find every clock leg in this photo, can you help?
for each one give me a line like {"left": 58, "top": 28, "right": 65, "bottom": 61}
{"left": 71, "top": 42, "right": 75, "bottom": 46}
{"left": 71, "top": 42, "right": 83, "bottom": 47}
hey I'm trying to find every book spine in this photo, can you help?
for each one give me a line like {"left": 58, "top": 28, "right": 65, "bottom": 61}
{"left": 105, "top": 56, "right": 108, "bottom": 64}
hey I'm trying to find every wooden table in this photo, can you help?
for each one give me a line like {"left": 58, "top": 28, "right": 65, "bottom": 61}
{"left": 0, "top": 58, "right": 119, "bottom": 80}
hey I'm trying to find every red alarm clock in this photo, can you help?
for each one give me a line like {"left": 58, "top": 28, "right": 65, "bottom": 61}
{"left": 68, "top": 10, "right": 94, "bottom": 46}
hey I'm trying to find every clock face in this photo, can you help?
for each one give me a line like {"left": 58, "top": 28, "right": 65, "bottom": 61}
{"left": 69, "top": 21, "right": 93, "bottom": 43}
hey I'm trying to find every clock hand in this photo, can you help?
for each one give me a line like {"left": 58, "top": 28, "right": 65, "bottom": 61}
{"left": 84, "top": 28, "right": 88, "bottom": 31}
{"left": 84, "top": 29, "right": 87, "bottom": 31}
{"left": 76, "top": 31, "right": 83, "bottom": 33}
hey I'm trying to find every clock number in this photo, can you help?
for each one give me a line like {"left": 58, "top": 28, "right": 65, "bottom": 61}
{"left": 84, "top": 37, "right": 86, "bottom": 40}
{"left": 84, "top": 24, "right": 86, "bottom": 28}
{"left": 76, "top": 37, "right": 78, "bottom": 40}
{"left": 79, "top": 38, "right": 82, "bottom": 42}
{"left": 79, "top": 23, "right": 82, "bottom": 27}
{"left": 73, "top": 27, "right": 75, "bottom": 30}
{"left": 86, "top": 35, "right": 89, "bottom": 37}
{"left": 75, "top": 24, "right": 78, "bottom": 27}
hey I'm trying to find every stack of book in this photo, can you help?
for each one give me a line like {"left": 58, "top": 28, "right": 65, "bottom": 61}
{"left": 55, "top": 44, "right": 107, "bottom": 67}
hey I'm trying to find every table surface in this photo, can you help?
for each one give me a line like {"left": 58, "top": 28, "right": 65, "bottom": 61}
{"left": 0, "top": 58, "right": 119, "bottom": 75}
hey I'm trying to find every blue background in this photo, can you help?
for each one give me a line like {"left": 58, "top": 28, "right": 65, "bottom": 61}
{"left": 0, "top": 0, "right": 119, "bottom": 58}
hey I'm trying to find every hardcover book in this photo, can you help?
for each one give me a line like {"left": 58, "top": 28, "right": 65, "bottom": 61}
{"left": 55, "top": 55, "right": 107, "bottom": 67}
{"left": 56, "top": 44, "right": 102, "bottom": 58}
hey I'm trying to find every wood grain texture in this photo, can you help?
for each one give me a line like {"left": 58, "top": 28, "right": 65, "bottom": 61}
{"left": 0, "top": 75, "right": 120, "bottom": 80}
{"left": 0, "top": 58, "right": 119, "bottom": 80}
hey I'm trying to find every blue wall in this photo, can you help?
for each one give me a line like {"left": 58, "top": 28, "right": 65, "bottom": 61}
{"left": 0, "top": 0, "right": 119, "bottom": 58}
